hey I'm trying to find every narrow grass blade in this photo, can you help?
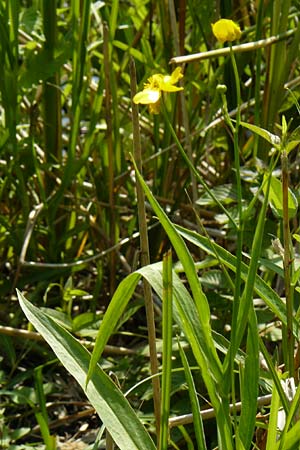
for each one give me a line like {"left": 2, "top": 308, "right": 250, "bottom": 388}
{"left": 42, "top": 0, "right": 61, "bottom": 167}
{"left": 35, "top": 412, "right": 56, "bottom": 450}
{"left": 87, "top": 272, "right": 141, "bottom": 384}
{"left": 17, "top": 290, "right": 156, "bottom": 450}
{"left": 131, "top": 156, "right": 223, "bottom": 382}
{"left": 238, "top": 307, "right": 259, "bottom": 449}
{"left": 230, "top": 167, "right": 271, "bottom": 370}
{"left": 178, "top": 339, "right": 207, "bottom": 450}
{"left": 34, "top": 366, "right": 54, "bottom": 447}
{"left": 276, "top": 421, "right": 300, "bottom": 450}
{"left": 277, "top": 381, "right": 300, "bottom": 450}
{"left": 266, "top": 380, "right": 281, "bottom": 450}
{"left": 159, "top": 249, "right": 173, "bottom": 450}
{"left": 259, "top": 337, "right": 289, "bottom": 414}
{"left": 138, "top": 262, "right": 233, "bottom": 449}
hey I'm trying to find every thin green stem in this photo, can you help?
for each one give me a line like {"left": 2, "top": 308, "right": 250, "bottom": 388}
{"left": 282, "top": 149, "right": 294, "bottom": 377}
{"left": 229, "top": 43, "right": 243, "bottom": 435}
{"left": 159, "top": 249, "right": 173, "bottom": 450}
{"left": 161, "top": 102, "right": 237, "bottom": 230}
{"left": 228, "top": 44, "right": 243, "bottom": 335}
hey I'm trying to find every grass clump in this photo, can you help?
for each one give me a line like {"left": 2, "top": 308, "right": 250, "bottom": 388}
{"left": 2, "top": 1, "right": 300, "bottom": 449}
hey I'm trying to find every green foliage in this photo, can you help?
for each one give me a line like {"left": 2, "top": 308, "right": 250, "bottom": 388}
{"left": 17, "top": 290, "right": 156, "bottom": 450}
{"left": 2, "top": 0, "right": 300, "bottom": 448}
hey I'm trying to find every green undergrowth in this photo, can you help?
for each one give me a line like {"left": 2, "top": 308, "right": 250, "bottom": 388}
{"left": 2, "top": 1, "right": 300, "bottom": 449}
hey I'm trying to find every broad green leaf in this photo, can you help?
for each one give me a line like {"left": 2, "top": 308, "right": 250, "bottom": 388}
{"left": 286, "top": 125, "right": 300, "bottom": 154}
{"left": 17, "top": 290, "right": 156, "bottom": 450}
{"left": 263, "top": 175, "right": 298, "bottom": 219}
{"left": 131, "top": 159, "right": 235, "bottom": 447}
{"left": 240, "top": 121, "right": 281, "bottom": 147}
{"left": 293, "top": 233, "right": 300, "bottom": 243}
{"left": 196, "top": 183, "right": 237, "bottom": 207}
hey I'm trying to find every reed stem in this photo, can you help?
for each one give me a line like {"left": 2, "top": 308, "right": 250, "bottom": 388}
{"left": 130, "top": 58, "right": 161, "bottom": 437}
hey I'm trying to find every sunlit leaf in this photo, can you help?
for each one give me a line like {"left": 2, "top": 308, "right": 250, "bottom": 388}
{"left": 262, "top": 175, "right": 298, "bottom": 219}
{"left": 17, "top": 290, "right": 156, "bottom": 450}
{"left": 240, "top": 121, "right": 281, "bottom": 147}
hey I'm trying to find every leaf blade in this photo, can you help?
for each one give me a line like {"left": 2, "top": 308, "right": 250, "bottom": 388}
{"left": 17, "top": 290, "right": 156, "bottom": 450}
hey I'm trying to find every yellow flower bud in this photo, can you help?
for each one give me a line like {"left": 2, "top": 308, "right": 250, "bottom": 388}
{"left": 212, "top": 19, "right": 241, "bottom": 43}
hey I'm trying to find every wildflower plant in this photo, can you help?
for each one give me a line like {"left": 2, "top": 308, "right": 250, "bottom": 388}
{"left": 133, "top": 67, "right": 183, "bottom": 114}
{"left": 10, "top": 3, "right": 300, "bottom": 450}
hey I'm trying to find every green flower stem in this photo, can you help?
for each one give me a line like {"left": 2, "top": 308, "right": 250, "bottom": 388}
{"left": 224, "top": 43, "right": 244, "bottom": 430}
{"left": 281, "top": 149, "right": 294, "bottom": 377}
{"left": 228, "top": 45, "right": 243, "bottom": 331}
{"left": 161, "top": 102, "right": 237, "bottom": 230}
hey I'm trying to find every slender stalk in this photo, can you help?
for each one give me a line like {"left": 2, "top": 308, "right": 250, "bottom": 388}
{"left": 229, "top": 45, "right": 243, "bottom": 329}
{"left": 103, "top": 22, "right": 116, "bottom": 295}
{"left": 130, "top": 58, "right": 161, "bottom": 436}
{"left": 168, "top": 0, "right": 197, "bottom": 203}
{"left": 159, "top": 249, "right": 173, "bottom": 450}
{"left": 161, "top": 103, "right": 237, "bottom": 230}
{"left": 281, "top": 149, "right": 294, "bottom": 377}
{"left": 42, "top": 0, "right": 61, "bottom": 169}
{"left": 253, "top": 0, "right": 264, "bottom": 159}
{"left": 225, "top": 43, "right": 244, "bottom": 432}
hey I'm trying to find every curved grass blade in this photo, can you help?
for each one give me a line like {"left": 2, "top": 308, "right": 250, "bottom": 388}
{"left": 17, "top": 289, "right": 156, "bottom": 450}
{"left": 131, "top": 156, "right": 223, "bottom": 382}
{"left": 178, "top": 338, "right": 207, "bottom": 450}
{"left": 138, "top": 262, "right": 233, "bottom": 449}
{"left": 175, "top": 224, "right": 298, "bottom": 337}
{"left": 87, "top": 271, "right": 141, "bottom": 384}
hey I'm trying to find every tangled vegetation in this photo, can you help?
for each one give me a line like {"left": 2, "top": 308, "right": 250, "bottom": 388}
{"left": 2, "top": 1, "right": 300, "bottom": 449}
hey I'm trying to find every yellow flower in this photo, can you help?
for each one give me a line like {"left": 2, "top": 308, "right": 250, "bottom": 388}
{"left": 133, "top": 67, "right": 183, "bottom": 114}
{"left": 212, "top": 19, "right": 241, "bottom": 43}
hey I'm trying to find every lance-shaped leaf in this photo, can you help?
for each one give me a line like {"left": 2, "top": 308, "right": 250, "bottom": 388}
{"left": 17, "top": 290, "right": 156, "bottom": 450}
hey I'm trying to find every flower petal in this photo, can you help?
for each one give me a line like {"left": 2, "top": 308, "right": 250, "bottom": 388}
{"left": 160, "top": 84, "right": 183, "bottom": 93}
{"left": 212, "top": 19, "right": 241, "bottom": 43}
{"left": 160, "top": 68, "right": 184, "bottom": 92}
{"left": 133, "top": 89, "right": 161, "bottom": 105}
{"left": 169, "top": 67, "right": 184, "bottom": 84}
